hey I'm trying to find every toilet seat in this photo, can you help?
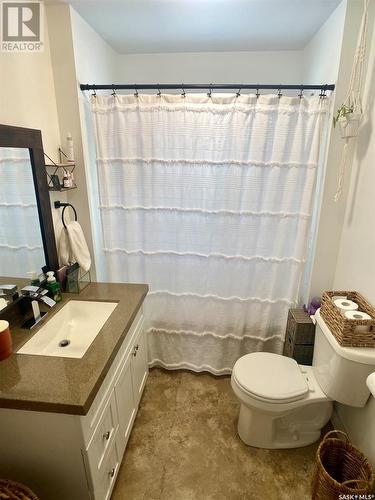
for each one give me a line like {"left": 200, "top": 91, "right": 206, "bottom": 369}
{"left": 232, "top": 352, "right": 309, "bottom": 404}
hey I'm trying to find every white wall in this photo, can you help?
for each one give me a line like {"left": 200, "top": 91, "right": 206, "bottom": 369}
{"left": 69, "top": 6, "right": 119, "bottom": 279}
{"left": 0, "top": 15, "right": 60, "bottom": 159}
{"left": 116, "top": 50, "right": 303, "bottom": 86}
{"left": 303, "top": 0, "right": 347, "bottom": 84}
{"left": 70, "top": 8, "right": 119, "bottom": 84}
{"left": 46, "top": 4, "right": 118, "bottom": 279}
{"left": 0, "top": 13, "right": 65, "bottom": 260}
{"left": 304, "top": 0, "right": 365, "bottom": 299}
{"left": 298, "top": 0, "right": 347, "bottom": 303}
{"left": 333, "top": 12, "right": 375, "bottom": 466}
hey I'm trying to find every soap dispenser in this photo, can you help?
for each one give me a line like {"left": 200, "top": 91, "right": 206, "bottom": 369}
{"left": 46, "top": 271, "right": 62, "bottom": 303}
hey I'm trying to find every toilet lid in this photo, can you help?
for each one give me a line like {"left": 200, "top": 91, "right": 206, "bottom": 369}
{"left": 233, "top": 352, "right": 308, "bottom": 403}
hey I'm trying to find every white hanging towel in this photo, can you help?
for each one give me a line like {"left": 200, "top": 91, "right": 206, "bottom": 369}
{"left": 66, "top": 221, "right": 91, "bottom": 272}
{"left": 58, "top": 228, "right": 71, "bottom": 267}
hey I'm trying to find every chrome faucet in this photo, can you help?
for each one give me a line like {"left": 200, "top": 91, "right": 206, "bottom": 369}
{"left": 21, "top": 286, "right": 56, "bottom": 308}
{"left": 20, "top": 287, "right": 56, "bottom": 329}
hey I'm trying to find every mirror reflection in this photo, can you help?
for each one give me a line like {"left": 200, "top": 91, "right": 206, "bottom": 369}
{"left": 0, "top": 147, "right": 45, "bottom": 278}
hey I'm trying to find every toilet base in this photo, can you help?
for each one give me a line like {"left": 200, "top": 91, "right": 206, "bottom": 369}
{"left": 237, "top": 400, "right": 333, "bottom": 449}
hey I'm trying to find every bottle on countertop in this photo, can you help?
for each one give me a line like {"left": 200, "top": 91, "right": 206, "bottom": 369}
{"left": 27, "top": 271, "right": 40, "bottom": 287}
{"left": 66, "top": 133, "right": 74, "bottom": 162}
{"left": 63, "top": 170, "right": 70, "bottom": 189}
{"left": 46, "top": 271, "right": 62, "bottom": 303}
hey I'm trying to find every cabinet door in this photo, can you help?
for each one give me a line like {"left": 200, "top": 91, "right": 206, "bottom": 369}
{"left": 114, "top": 350, "right": 136, "bottom": 455}
{"left": 131, "top": 326, "right": 148, "bottom": 407}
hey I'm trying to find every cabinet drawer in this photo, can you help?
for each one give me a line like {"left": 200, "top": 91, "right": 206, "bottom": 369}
{"left": 96, "top": 432, "right": 121, "bottom": 500}
{"left": 86, "top": 390, "right": 118, "bottom": 472}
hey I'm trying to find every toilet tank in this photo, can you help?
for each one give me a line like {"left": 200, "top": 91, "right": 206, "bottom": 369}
{"left": 312, "top": 309, "right": 375, "bottom": 407}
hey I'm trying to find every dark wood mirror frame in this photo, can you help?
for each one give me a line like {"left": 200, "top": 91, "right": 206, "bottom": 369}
{"left": 0, "top": 124, "right": 59, "bottom": 272}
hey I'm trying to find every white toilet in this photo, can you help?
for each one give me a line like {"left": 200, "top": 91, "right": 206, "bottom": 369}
{"left": 231, "top": 309, "right": 375, "bottom": 449}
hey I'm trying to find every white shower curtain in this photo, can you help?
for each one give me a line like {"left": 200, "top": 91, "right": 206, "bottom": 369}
{"left": 0, "top": 148, "right": 45, "bottom": 277}
{"left": 91, "top": 93, "right": 329, "bottom": 374}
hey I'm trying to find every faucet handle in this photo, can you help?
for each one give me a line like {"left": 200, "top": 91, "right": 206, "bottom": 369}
{"left": 38, "top": 295, "right": 56, "bottom": 308}
{"left": 31, "top": 300, "right": 41, "bottom": 323}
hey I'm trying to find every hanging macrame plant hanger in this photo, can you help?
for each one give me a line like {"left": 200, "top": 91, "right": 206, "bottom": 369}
{"left": 334, "top": 0, "right": 369, "bottom": 202}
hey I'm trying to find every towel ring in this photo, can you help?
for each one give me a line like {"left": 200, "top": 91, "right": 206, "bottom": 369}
{"left": 54, "top": 201, "right": 78, "bottom": 229}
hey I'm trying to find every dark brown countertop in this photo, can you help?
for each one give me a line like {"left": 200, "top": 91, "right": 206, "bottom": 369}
{"left": 0, "top": 282, "right": 148, "bottom": 415}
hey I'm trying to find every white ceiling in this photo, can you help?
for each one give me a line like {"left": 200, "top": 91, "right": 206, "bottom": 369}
{"left": 65, "top": 0, "right": 342, "bottom": 54}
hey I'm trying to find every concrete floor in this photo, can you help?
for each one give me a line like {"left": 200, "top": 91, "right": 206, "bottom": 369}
{"left": 112, "top": 368, "right": 322, "bottom": 500}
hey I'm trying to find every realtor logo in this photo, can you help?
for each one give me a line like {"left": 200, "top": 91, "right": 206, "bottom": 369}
{"left": 1, "top": 1, "right": 43, "bottom": 52}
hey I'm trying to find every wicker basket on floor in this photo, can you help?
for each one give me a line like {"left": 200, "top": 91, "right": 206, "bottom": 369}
{"left": 0, "top": 479, "right": 39, "bottom": 500}
{"left": 320, "top": 290, "right": 375, "bottom": 347}
{"left": 312, "top": 430, "right": 374, "bottom": 499}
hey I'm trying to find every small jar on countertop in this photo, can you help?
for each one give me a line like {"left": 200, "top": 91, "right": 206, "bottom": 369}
{"left": 0, "top": 320, "right": 12, "bottom": 361}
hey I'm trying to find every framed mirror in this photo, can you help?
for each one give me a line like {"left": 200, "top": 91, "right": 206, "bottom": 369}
{"left": 0, "top": 124, "right": 58, "bottom": 278}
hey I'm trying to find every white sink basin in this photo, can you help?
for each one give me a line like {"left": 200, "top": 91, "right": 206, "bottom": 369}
{"left": 18, "top": 300, "right": 118, "bottom": 358}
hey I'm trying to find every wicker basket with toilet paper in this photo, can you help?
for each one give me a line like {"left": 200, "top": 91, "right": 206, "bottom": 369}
{"left": 320, "top": 291, "right": 375, "bottom": 347}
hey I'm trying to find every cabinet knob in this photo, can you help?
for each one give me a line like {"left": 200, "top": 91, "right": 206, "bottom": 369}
{"left": 132, "top": 344, "right": 139, "bottom": 357}
{"left": 109, "top": 467, "right": 115, "bottom": 478}
{"left": 103, "top": 430, "right": 111, "bottom": 440}
{"left": 135, "top": 344, "right": 139, "bottom": 351}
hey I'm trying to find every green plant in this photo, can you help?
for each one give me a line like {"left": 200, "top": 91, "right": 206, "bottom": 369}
{"left": 333, "top": 104, "right": 354, "bottom": 127}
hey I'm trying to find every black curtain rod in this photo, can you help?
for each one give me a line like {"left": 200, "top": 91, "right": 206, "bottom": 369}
{"left": 80, "top": 83, "right": 335, "bottom": 92}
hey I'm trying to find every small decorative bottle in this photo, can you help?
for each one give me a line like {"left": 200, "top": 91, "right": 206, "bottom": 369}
{"left": 66, "top": 133, "right": 74, "bottom": 162}
{"left": 46, "top": 271, "right": 62, "bottom": 303}
{"left": 63, "top": 171, "right": 70, "bottom": 189}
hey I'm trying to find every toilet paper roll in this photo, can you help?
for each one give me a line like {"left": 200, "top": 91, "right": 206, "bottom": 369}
{"left": 333, "top": 298, "right": 359, "bottom": 311}
{"left": 344, "top": 310, "right": 372, "bottom": 332}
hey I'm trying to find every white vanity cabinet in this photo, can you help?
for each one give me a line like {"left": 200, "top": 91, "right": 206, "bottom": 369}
{"left": 0, "top": 307, "right": 148, "bottom": 500}
{"left": 82, "top": 307, "right": 148, "bottom": 500}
